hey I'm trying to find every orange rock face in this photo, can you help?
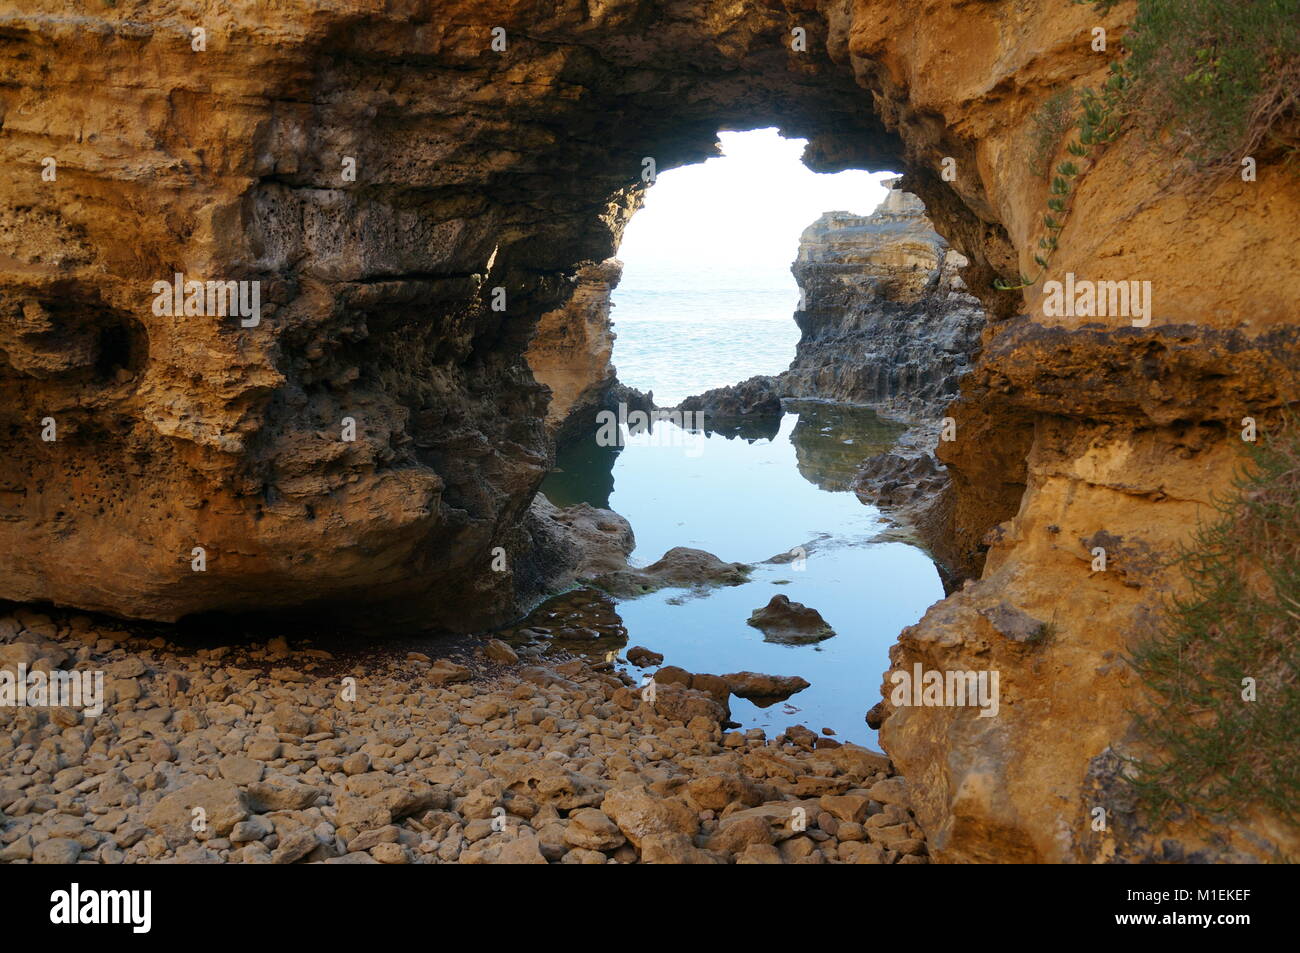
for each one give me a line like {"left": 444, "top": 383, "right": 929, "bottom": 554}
{"left": 526, "top": 258, "right": 622, "bottom": 442}
{"left": 0, "top": 0, "right": 1295, "bottom": 859}
{"left": 0, "top": 0, "right": 896, "bottom": 631}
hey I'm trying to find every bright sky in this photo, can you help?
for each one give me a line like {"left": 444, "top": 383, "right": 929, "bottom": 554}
{"left": 616, "top": 128, "right": 893, "bottom": 291}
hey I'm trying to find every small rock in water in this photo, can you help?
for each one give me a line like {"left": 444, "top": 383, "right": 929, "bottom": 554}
{"left": 746, "top": 594, "right": 836, "bottom": 644}
{"left": 720, "top": 671, "right": 810, "bottom": 701}
{"left": 625, "top": 645, "right": 664, "bottom": 667}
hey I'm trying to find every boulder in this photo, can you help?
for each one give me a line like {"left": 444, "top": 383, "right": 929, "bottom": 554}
{"left": 746, "top": 595, "right": 835, "bottom": 644}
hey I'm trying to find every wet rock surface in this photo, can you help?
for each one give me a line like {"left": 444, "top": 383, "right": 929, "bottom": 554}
{"left": 592, "top": 548, "right": 752, "bottom": 599}
{"left": 677, "top": 376, "right": 783, "bottom": 421}
{"left": 747, "top": 595, "right": 837, "bottom": 645}
{"left": 0, "top": 608, "right": 925, "bottom": 865}
{"left": 781, "top": 186, "right": 984, "bottom": 419}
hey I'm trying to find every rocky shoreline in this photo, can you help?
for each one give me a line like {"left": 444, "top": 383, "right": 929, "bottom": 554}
{"left": 0, "top": 607, "right": 926, "bottom": 865}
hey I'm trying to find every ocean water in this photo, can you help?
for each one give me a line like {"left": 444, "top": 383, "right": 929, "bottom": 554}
{"left": 529, "top": 256, "right": 944, "bottom": 747}
{"left": 539, "top": 403, "right": 944, "bottom": 747}
{"left": 612, "top": 272, "right": 802, "bottom": 407}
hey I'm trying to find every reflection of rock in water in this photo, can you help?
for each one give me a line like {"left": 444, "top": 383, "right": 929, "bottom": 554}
{"left": 694, "top": 415, "right": 781, "bottom": 442}
{"left": 498, "top": 587, "right": 628, "bottom": 663}
{"left": 540, "top": 430, "right": 622, "bottom": 510}
{"left": 785, "top": 400, "right": 905, "bottom": 492}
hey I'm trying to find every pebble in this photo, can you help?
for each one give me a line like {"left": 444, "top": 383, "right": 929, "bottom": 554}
{"left": 0, "top": 609, "right": 928, "bottom": 865}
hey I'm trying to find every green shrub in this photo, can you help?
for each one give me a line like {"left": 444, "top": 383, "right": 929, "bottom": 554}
{"left": 1088, "top": 0, "right": 1300, "bottom": 174}
{"left": 1127, "top": 420, "right": 1300, "bottom": 828}
{"left": 1029, "top": 89, "right": 1077, "bottom": 178}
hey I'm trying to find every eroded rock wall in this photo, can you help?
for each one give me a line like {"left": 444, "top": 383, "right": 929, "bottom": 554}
{"left": 838, "top": 0, "right": 1300, "bottom": 862}
{"left": 784, "top": 183, "right": 984, "bottom": 420}
{"left": 1, "top": 0, "right": 1296, "bottom": 863}
{"left": 0, "top": 0, "right": 899, "bottom": 630}
{"left": 523, "top": 258, "right": 654, "bottom": 449}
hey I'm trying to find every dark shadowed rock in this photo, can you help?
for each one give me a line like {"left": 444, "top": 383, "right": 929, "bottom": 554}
{"left": 593, "top": 547, "right": 750, "bottom": 598}
{"left": 677, "top": 375, "right": 783, "bottom": 420}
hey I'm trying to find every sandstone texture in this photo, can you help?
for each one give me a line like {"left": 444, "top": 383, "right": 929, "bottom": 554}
{"left": 1, "top": 0, "right": 892, "bottom": 630}
{"left": 526, "top": 258, "right": 626, "bottom": 446}
{"left": 0, "top": 607, "right": 923, "bottom": 865}
{"left": 1, "top": 0, "right": 1296, "bottom": 865}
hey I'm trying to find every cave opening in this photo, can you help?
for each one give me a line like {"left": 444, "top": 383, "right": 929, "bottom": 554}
{"left": 610, "top": 127, "right": 891, "bottom": 406}
{"left": 527, "top": 128, "right": 946, "bottom": 745}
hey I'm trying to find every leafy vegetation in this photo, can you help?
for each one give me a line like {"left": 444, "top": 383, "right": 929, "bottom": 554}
{"left": 1122, "top": 0, "right": 1300, "bottom": 173}
{"left": 1028, "top": 89, "right": 1077, "bottom": 179}
{"left": 996, "top": 63, "right": 1127, "bottom": 291}
{"left": 1126, "top": 421, "right": 1300, "bottom": 828}
{"left": 1001, "top": 0, "right": 1298, "bottom": 290}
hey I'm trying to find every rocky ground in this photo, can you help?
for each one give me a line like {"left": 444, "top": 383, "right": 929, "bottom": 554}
{"left": 0, "top": 606, "right": 927, "bottom": 865}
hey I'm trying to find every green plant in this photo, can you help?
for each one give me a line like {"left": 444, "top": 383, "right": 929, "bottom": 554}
{"left": 1029, "top": 621, "right": 1058, "bottom": 645}
{"left": 997, "top": 63, "right": 1128, "bottom": 291}
{"left": 1125, "top": 419, "right": 1300, "bottom": 828}
{"left": 1004, "top": 0, "right": 1299, "bottom": 291}
{"left": 1122, "top": 0, "right": 1299, "bottom": 174}
{"left": 1029, "top": 89, "right": 1077, "bottom": 178}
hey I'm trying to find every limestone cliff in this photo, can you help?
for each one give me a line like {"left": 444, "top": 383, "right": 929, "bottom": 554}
{"left": 784, "top": 183, "right": 984, "bottom": 421}
{"left": 525, "top": 258, "right": 623, "bottom": 446}
{"left": 1, "top": 0, "right": 1296, "bottom": 864}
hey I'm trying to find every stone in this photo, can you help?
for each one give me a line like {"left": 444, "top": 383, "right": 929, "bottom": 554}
{"left": 594, "top": 548, "right": 750, "bottom": 599}
{"left": 271, "top": 828, "right": 318, "bottom": 864}
{"left": 483, "top": 639, "right": 519, "bottom": 664}
{"left": 819, "top": 794, "right": 872, "bottom": 824}
{"left": 652, "top": 681, "right": 727, "bottom": 726}
{"left": 707, "top": 815, "right": 774, "bottom": 854}
{"left": 495, "top": 833, "right": 548, "bottom": 865}
{"left": 735, "top": 844, "right": 783, "bottom": 865}
{"left": 685, "top": 774, "right": 763, "bottom": 812}
{"left": 245, "top": 780, "right": 321, "bottom": 812}
{"left": 218, "top": 755, "right": 264, "bottom": 786}
{"left": 625, "top": 646, "right": 664, "bottom": 668}
{"left": 145, "top": 780, "right": 248, "bottom": 847}
{"left": 342, "top": 752, "right": 371, "bottom": 776}
{"left": 346, "top": 826, "right": 401, "bottom": 852}
{"left": 230, "top": 816, "right": 274, "bottom": 843}
{"left": 640, "top": 832, "right": 722, "bottom": 865}
{"left": 746, "top": 595, "right": 836, "bottom": 644}
{"left": 839, "top": 841, "right": 889, "bottom": 864}
{"left": 563, "top": 808, "right": 625, "bottom": 852}
{"left": 371, "top": 842, "right": 409, "bottom": 864}
{"left": 427, "top": 660, "right": 472, "bottom": 686}
{"left": 32, "top": 838, "right": 82, "bottom": 864}
{"left": 504, "top": 761, "right": 607, "bottom": 810}
{"left": 720, "top": 671, "right": 810, "bottom": 700}
{"left": 601, "top": 786, "right": 697, "bottom": 849}
{"left": 677, "top": 375, "right": 783, "bottom": 421}
{"left": 867, "top": 777, "right": 911, "bottom": 808}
